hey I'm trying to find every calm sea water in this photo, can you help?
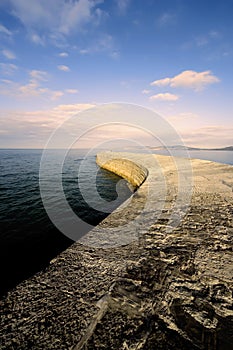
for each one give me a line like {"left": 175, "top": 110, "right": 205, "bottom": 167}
{"left": 0, "top": 149, "right": 132, "bottom": 296}
{"left": 0, "top": 148, "right": 232, "bottom": 296}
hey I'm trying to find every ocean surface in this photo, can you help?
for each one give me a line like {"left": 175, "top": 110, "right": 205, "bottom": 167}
{"left": 0, "top": 148, "right": 233, "bottom": 296}
{"left": 0, "top": 148, "right": 132, "bottom": 296}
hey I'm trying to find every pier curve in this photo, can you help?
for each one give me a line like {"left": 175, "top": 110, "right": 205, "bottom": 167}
{"left": 0, "top": 152, "right": 233, "bottom": 350}
{"left": 96, "top": 152, "right": 149, "bottom": 188}
{"left": 80, "top": 151, "right": 193, "bottom": 248}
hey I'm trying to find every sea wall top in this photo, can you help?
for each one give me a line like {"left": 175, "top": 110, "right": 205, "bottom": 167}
{"left": 96, "top": 152, "right": 148, "bottom": 188}
{"left": 0, "top": 152, "right": 233, "bottom": 350}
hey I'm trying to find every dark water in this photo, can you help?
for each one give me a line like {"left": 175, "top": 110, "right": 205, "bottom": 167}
{"left": 0, "top": 149, "right": 132, "bottom": 296}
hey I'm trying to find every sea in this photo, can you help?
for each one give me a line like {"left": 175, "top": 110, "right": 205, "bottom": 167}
{"left": 0, "top": 148, "right": 233, "bottom": 296}
{"left": 0, "top": 148, "right": 132, "bottom": 296}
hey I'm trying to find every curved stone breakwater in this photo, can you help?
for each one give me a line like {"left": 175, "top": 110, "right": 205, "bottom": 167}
{"left": 0, "top": 152, "right": 233, "bottom": 350}
{"left": 96, "top": 153, "right": 148, "bottom": 188}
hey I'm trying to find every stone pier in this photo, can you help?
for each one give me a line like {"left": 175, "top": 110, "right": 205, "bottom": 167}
{"left": 0, "top": 152, "right": 233, "bottom": 350}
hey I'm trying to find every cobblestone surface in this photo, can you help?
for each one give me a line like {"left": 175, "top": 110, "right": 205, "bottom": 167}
{"left": 0, "top": 152, "right": 232, "bottom": 350}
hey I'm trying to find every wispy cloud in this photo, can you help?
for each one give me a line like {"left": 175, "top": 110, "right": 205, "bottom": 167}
{"left": 79, "top": 49, "right": 89, "bottom": 55}
{"left": 209, "top": 30, "right": 221, "bottom": 39}
{"left": 165, "top": 112, "right": 233, "bottom": 148}
{"left": 157, "top": 12, "right": 176, "bottom": 26}
{"left": 151, "top": 70, "right": 220, "bottom": 91}
{"left": 150, "top": 93, "right": 179, "bottom": 101}
{"left": 53, "top": 103, "right": 95, "bottom": 115}
{"left": 18, "top": 83, "right": 64, "bottom": 101}
{"left": 30, "top": 70, "right": 48, "bottom": 81}
{"left": 59, "top": 0, "right": 104, "bottom": 34}
{"left": 0, "top": 104, "right": 163, "bottom": 148}
{"left": 0, "top": 70, "right": 63, "bottom": 101}
{"left": 195, "top": 30, "right": 221, "bottom": 47}
{"left": 0, "top": 103, "right": 96, "bottom": 147}
{"left": 31, "top": 33, "right": 45, "bottom": 45}
{"left": 180, "top": 125, "right": 233, "bottom": 148}
{"left": 0, "top": 68, "right": 79, "bottom": 101}
{"left": 142, "top": 89, "right": 151, "bottom": 94}
{"left": 50, "top": 91, "right": 64, "bottom": 100}
{"left": 168, "top": 112, "right": 199, "bottom": 123}
{"left": 78, "top": 34, "right": 115, "bottom": 56}
{"left": 182, "top": 30, "right": 222, "bottom": 51}
{"left": 0, "top": 24, "right": 12, "bottom": 36}
{"left": 0, "top": 63, "right": 18, "bottom": 75}
{"left": 5, "top": 0, "right": 105, "bottom": 38}
{"left": 66, "top": 89, "right": 79, "bottom": 94}
{"left": 57, "top": 65, "right": 70, "bottom": 72}
{"left": 116, "top": 0, "right": 131, "bottom": 14}
{"left": 1, "top": 1, "right": 114, "bottom": 55}
{"left": 59, "top": 52, "right": 68, "bottom": 57}
{"left": 2, "top": 49, "right": 16, "bottom": 60}
{"left": 110, "top": 51, "right": 120, "bottom": 59}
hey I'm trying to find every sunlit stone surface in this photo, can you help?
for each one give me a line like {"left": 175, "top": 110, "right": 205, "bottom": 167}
{"left": 0, "top": 152, "right": 232, "bottom": 350}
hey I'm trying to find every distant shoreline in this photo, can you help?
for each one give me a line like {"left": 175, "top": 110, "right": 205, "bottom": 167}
{"left": 150, "top": 145, "right": 233, "bottom": 151}
{"left": 0, "top": 146, "right": 233, "bottom": 151}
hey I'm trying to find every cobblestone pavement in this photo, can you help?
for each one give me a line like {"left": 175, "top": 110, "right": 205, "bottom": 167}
{"left": 0, "top": 153, "right": 232, "bottom": 350}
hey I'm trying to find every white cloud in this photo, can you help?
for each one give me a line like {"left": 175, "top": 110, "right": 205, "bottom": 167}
{"left": 182, "top": 30, "right": 222, "bottom": 53}
{"left": 195, "top": 30, "right": 221, "bottom": 47}
{"left": 2, "top": 0, "right": 112, "bottom": 52}
{"left": 168, "top": 112, "right": 199, "bottom": 123}
{"left": 157, "top": 12, "right": 176, "bottom": 26}
{"left": 59, "top": 0, "right": 102, "bottom": 34}
{"left": 0, "top": 24, "right": 12, "bottom": 36}
{"left": 0, "top": 104, "right": 160, "bottom": 149}
{"left": 0, "top": 70, "right": 63, "bottom": 101}
{"left": 59, "top": 52, "right": 68, "bottom": 57}
{"left": 97, "top": 34, "right": 113, "bottom": 50}
{"left": 31, "top": 33, "right": 44, "bottom": 45}
{"left": 66, "top": 89, "right": 79, "bottom": 94}
{"left": 165, "top": 112, "right": 233, "bottom": 148}
{"left": 18, "top": 82, "right": 45, "bottom": 98}
{"left": 3, "top": 81, "right": 64, "bottom": 101}
{"left": 110, "top": 51, "right": 120, "bottom": 59}
{"left": 180, "top": 125, "right": 233, "bottom": 148}
{"left": 151, "top": 77, "right": 171, "bottom": 87}
{"left": 6, "top": 0, "right": 105, "bottom": 37}
{"left": 0, "top": 63, "right": 18, "bottom": 75}
{"left": 195, "top": 36, "right": 209, "bottom": 47}
{"left": 58, "top": 65, "right": 70, "bottom": 72}
{"left": 2, "top": 49, "right": 16, "bottom": 60}
{"left": 30, "top": 70, "right": 48, "bottom": 81}
{"left": 50, "top": 91, "right": 64, "bottom": 100}
{"left": 78, "top": 34, "right": 114, "bottom": 55}
{"left": 150, "top": 93, "right": 179, "bottom": 101}
{"left": 79, "top": 49, "right": 89, "bottom": 55}
{"left": 0, "top": 103, "right": 96, "bottom": 148}
{"left": 116, "top": 0, "right": 131, "bottom": 13}
{"left": 53, "top": 103, "right": 95, "bottom": 115}
{"left": 209, "top": 30, "right": 221, "bottom": 39}
{"left": 151, "top": 70, "right": 220, "bottom": 91}
{"left": 142, "top": 89, "right": 151, "bottom": 94}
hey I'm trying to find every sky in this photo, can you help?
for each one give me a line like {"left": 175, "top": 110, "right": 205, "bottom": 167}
{"left": 0, "top": 0, "right": 233, "bottom": 148}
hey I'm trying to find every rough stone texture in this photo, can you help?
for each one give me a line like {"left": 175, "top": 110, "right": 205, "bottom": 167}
{"left": 0, "top": 152, "right": 233, "bottom": 350}
{"left": 96, "top": 153, "right": 148, "bottom": 188}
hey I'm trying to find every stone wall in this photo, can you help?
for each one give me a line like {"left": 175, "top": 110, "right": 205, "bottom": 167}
{"left": 96, "top": 152, "right": 148, "bottom": 188}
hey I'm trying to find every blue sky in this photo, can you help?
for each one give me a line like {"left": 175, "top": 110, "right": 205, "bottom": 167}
{"left": 0, "top": 0, "right": 233, "bottom": 148}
